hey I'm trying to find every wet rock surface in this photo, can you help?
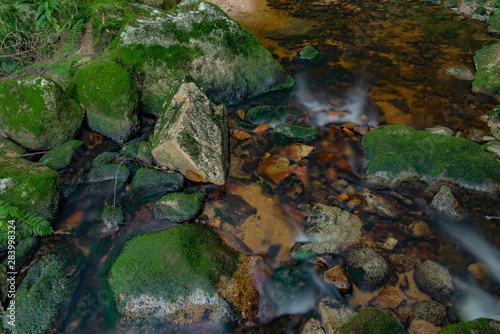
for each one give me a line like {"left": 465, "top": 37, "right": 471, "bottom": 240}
{"left": 414, "top": 261, "right": 454, "bottom": 300}
{"left": 345, "top": 248, "right": 390, "bottom": 291}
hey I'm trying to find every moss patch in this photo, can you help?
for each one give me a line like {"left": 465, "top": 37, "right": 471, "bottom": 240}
{"left": 338, "top": 307, "right": 408, "bottom": 334}
{"left": 0, "top": 157, "right": 60, "bottom": 220}
{"left": 87, "top": 164, "right": 130, "bottom": 189}
{"left": 437, "top": 318, "right": 499, "bottom": 333}
{"left": 130, "top": 168, "right": 184, "bottom": 196}
{"left": 0, "top": 76, "right": 84, "bottom": 150}
{"left": 362, "top": 125, "right": 500, "bottom": 192}
{"left": 0, "top": 136, "right": 26, "bottom": 158}
{"left": 108, "top": 224, "right": 240, "bottom": 302}
{"left": 153, "top": 191, "right": 205, "bottom": 222}
{"left": 272, "top": 123, "right": 318, "bottom": 144}
{"left": 472, "top": 42, "right": 500, "bottom": 98}
{"left": 40, "top": 140, "right": 83, "bottom": 170}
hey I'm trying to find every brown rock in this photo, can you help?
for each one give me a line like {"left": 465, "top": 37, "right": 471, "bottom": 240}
{"left": 388, "top": 254, "right": 417, "bottom": 273}
{"left": 323, "top": 265, "right": 353, "bottom": 294}
{"left": 408, "top": 319, "right": 440, "bottom": 334}
{"left": 233, "top": 130, "right": 251, "bottom": 141}
{"left": 369, "top": 286, "right": 406, "bottom": 310}
{"left": 258, "top": 156, "right": 292, "bottom": 184}
{"left": 318, "top": 297, "right": 356, "bottom": 334}
{"left": 410, "top": 221, "right": 431, "bottom": 238}
{"left": 281, "top": 143, "right": 315, "bottom": 162}
{"left": 302, "top": 317, "right": 325, "bottom": 334}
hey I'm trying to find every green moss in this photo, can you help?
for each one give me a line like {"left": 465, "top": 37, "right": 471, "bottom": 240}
{"left": 246, "top": 105, "right": 287, "bottom": 125}
{"left": 437, "top": 318, "right": 499, "bottom": 333}
{"left": 0, "top": 136, "right": 26, "bottom": 158}
{"left": 92, "top": 152, "right": 120, "bottom": 167}
{"left": 154, "top": 191, "right": 205, "bottom": 222}
{"left": 109, "top": 224, "right": 240, "bottom": 301}
{"left": 489, "top": 105, "right": 500, "bottom": 124}
{"left": 101, "top": 204, "right": 125, "bottom": 227}
{"left": 119, "top": 142, "right": 140, "bottom": 159}
{"left": 87, "top": 164, "right": 130, "bottom": 188}
{"left": 130, "top": 168, "right": 184, "bottom": 195}
{"left": 338, "top": 307, "right": 407, "bottom": 333}
{"left": 2, "top": 236, "right": 38, "bottom": 271}
{"left": 40, "top": 140, "right": 83, "bottom": 170}
{"left": 299, "top": 46, "right": 320, "bottom": 60}
{"left": 0, "top": 157, "right": 61, "bottom": 220}
{"left": 3, "top": 249, "right": 82, "bottom": 334}
{"left": 474, "top": 6, "right": 487, "bottom": 15}
{"left": 472, "top": 43, "right": 500, "bottom": 96}
{"left": 272, "top": 123, "right": 318, "bottom": 144}
{"left": 362, "top": 125, "right": 500, "bottom": 191}
{"left": 0, "top": 76, "right": 84, "bottom": 150}
{"left": 68, "top": 59, "right": 139, "bottom": 142}
{"left": 180, "top": 132, "right": 202, "bottom": 161}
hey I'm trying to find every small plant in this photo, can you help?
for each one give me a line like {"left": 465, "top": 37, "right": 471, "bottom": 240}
{"left": 35, "top": 0, "right": 61, "bottom": 31}
{"left": 0, "top": 204, "right": 54, "bottom": 245}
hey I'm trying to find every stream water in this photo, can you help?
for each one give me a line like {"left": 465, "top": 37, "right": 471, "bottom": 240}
{"left": 23, "top": 0, "right": 500, "bottom": 332}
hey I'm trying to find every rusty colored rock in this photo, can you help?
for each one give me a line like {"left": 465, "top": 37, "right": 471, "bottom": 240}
{"left": 388, "top": 254, "right": 417, "bottom": 273}
{"left": 281, "top": 143, "right": 315, "bottom": 162}
{"left": 258, "top": 156, "right": 292, "bottom": 184}
{"left": 323, "top": 264, "right": 353, "bottom": 294}
{"left": 233, "top": 130, "right": 252, "bottom": 141}
{"left": 369, "top": 286, "right": 406, "bottom": 310}
{"left": 252, "top": 124, "right": 272, "bottom": 136}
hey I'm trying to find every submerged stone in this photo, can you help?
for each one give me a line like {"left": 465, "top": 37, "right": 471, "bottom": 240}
{"left": 130, "top": 168, "right": 184, "bottom": 200}
{"left": 488, "top": 11, "right": 500, "bottom": 35}
{"left": 3, "top": 247, "right": 83, "bottom": 334}
{"left": 246, "top": 105, "right": 286, "bottom": 125}
{"left": 362, "top": 125, "right": 500, "bottom": 192}
{"left": 472, "top": 43, "right": 500, "bottom": 99}
{"left": 151, "top": 83, "right": 228, "bottom": 185}
{"left": 273, "top": 123, "right": 318, "bottom": 144}
{"left": 300, "top": 45, "right": 320, "bottom": 60}
{"left": 68, "top": 59, "right": 139, "bottom": 143}
{"left": 443, "top": 66, "right": 474, "bottom": 81}
{"left": 101, "top": 204, "right": 125, "bottom": 228}
{"left": 0, "top": 158, "right": 60, "bottom": 220}
{"left": 40, "top": 140, "right": 83, "bottom": 170}
{"left": 0, "top": 76, "right": 84, "bottom": 150}
{"left": 414, "top": 260, "right": 454, "bottom": 300}
{"left": 0, "top": 136, "right": 26, "bottom": 158}
{"left": 154, "top": 191, "right": 205, "bottom": 222}
{"left": 337, "top": 307, "right": 408, "bottom": 334}
{"left": 92, "top": 152, "right": 120, "bottom": 167}
{"left": 108, "top": 225, "right": 241, "bottom": 328}
{"left": 345, "top": 248, "right": 390, "bottom": 291}
{"left": 108, "top": 0, "right": 294, "bottom": 114}
{"left": 431, "top": 185, "right": 464, "bottom": 218}
{"left": 87, "top": 164, "right": 130, "bottom": 189}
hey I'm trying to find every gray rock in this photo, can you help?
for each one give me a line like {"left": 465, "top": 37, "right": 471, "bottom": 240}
{"left": 431, "top": 186, "right": 463, "bottom": 218}
{"left": 40, "top": 140, "right": 83, "bottom": 170}
{"left": 424, "top": 126, "right": 454, "bottom": 136}
{"left": 100, "top": 204, "right": 125, "bottom": 228}
{"left": 130, "top": 168, "right": 184, "bottom": 201}
{"left": 318, "top": 297, "right": 356, "bottom": 334}
{"left": 151, "top": 83, "right": 228, "bottom": 185}
{"left": 302, "top": 317, "right": 325, "bottom": 334}
{"left": 345, "top": 248, "right": 390, "bottom": 291}
{"left": 109, "top": 0, "right": 293, "bottom": 114}
{"left": 483, "top": 141, "right": 500, "bottom": 158}
{"left": 412, "top": 300, "right": 446, "bottom": 326}
{"left": 414, "top": 260, "right": 454, "bottom": 300}
{"left": 0, "top": 76, "right": 84, "bottom": 150}
{"left": 364, "top": 191, "right": 398, "bottom": 218}
{"left": 444, "top": 66, "right": 474, "bottom": 81}
{"left": 466, "top": 128, "right": 485, "bottom": 142}
{"left": 295, "top": 204, "right": 362, "bottom": 255}
{"left": 92, "top": 152, "right": 120, "bottom": 167}
{"left": 87, "top": 164, "right": 130, "bottom": 189}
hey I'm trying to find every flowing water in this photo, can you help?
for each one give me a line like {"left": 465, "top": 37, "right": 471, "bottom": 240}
{"left": 23, "top": 0, "right": 500, "bottom": 332}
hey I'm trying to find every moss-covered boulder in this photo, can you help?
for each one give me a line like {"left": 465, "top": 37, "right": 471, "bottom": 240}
{"left": 92, "top": 152, "right": 120, "bottom": 167}
{"left": 68, "top": 59, "right": 139, "bottom": 143}
{"left": 40, "top": 140, "right": 83, "bottom": 170}
{"left": 3, "top": 247, "right": 83, "bottom": 334}
{"left": 2, "top": 236, "right": 39, "bottom": 271}
{"left": 137, "top": 141, "right": 154, "bottom": 164}
{"left": 108, "top": 225, "right": 240, "bottom": 328}
{"left": 300, "top": 46, "right": 320, "bottom": 60}
{"left": 130, "top": 168, "right": 184, "bottom": 201}
{"left": 437, "top": 318, "right": 500, "bottom": 333}
{"left": 0, "top": 136, "right": 26, "bottom": 158}
{"left": 487, "top": 11, "right": 500, "bottom": 35}
{"left": 472, "top": 43, "right": 500, "bottom": 99}
{"left": 87, "top": 164, "right": 130, "bottom": 189}
{"left": 151, "top": 83, "right": 229, "bottom": 185}
{"left": 362, "top": 125, "right": 500, "bottom": 192}
{"left": 246, "top": 105, "right": 287, "bottom": 125}
{"left": 0, "top": 158, "right": 60, "bottom": 220}
{"left": 154, "top": 191, "right": 205, "bottom": 222}
{"left": 337, "top": 307, "right": 408, "bottom": 333}
{"left": 0, "top": 76, "right": 84, "bottom": 150}
{"left": 273, "top": 123, "right": 318, "bottom": 144}
{"left": 101, "top": 203, "right": 125, "bottom": 228}
{"left": 108, "top": 0, "right": 294, "bottom": 114}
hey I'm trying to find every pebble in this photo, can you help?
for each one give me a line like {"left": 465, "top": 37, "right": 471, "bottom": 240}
{"left": 424, "top": 126, "right": 453, "bottom": 136}
{"left": 345, "top": 248, "right": 390, "bottom": 291}
{"left": 323, "top": 264, "right": 353, "bottom": 294}
{"left": 410, "top": 221, "right": 431, "bottom": 238}
{"left": 430, "top": 186, "right": 463, "bottom": 218}
{"left": 412, "top": 300, "right": 446, "bottom": 326}
{"left": 408, "top": 319, "right": 441, "bottom": 334}
{"left": 318, "top": 297, "right": 356, "bottom": 334}
{"left": 414, "top": 260, "right": 454, "bottom": 300}
{"left": 388, "top": 254, "right": 417, "bottom": 273}
{"left": 369, "top": 286, "right": 406, "bottom": 310}
{"left": 383, "top": 237, "right": 398, "bottom": 250}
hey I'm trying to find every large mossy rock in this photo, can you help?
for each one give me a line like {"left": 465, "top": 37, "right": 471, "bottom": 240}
{"left": 472, "top": 43, "right": 500, "bottom": 100}
{"left": 0, "top": 158, "right": 60, "bottom": 220}
{"left": 108, "top": 225, "right": 241, "bottom": 328}
{"left": 130, "top": 168, "right": 184, "bottom": 200}
{"left": 3, "top": 247, "right": 83, "bottom": 334}
{"left": 68, "top": 59, "right": 139, "bottom": 143}
{"left": 362, "top": 125, "right": 500, "bottom": 192}
{"left": 0, "top": 136, "right": 26, "bottom": 158}
{"left": 151, "top": 83, "right": 228, "bottom": 184}
{"left": 337, "top": 307, "right": 408, "bottom": 333}
{"left": 0, "top": 76, "right": 84, "bottom": 150}
{"left": 108, "top": 0, "right": 294, "bottom": 114}
{"left": 154, "top": 191, "right": 205, "bottom": 222}
{"left": 40, "top": 140, "right": 83, "bottom": 170}
{"left": 437, "top": 318, "right": 500, "bottom": 333}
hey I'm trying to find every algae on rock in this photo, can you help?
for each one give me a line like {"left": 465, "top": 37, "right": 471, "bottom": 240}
{"left": 472, "top": 42, "right": 500, "bottom": 100}
{"left": 68, "top": 59, "right": 139, "bottom": 143}
{"left": 0, "top": 76, "right": 84, "bottom": 150}
{"left": 40, "top": 140, "right": 84, "bottom": 170}
{"left": 108, "top": 0, "right": 294, "bottom": 114}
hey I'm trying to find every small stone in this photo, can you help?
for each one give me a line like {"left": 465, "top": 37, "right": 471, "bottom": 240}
{"left": 137, "top": 141, "right": 154, "bottom": 165}
{"left": 383, "top": 237, "right": 398, "bottom": 250}
{"left": 483, "top": 141, "right": 500, "bottom": 158}
{"left": 300, "top": 45, "right": 320, "bottom": 60}
{"left": 443, "top": 66, "right": 474, "bottom": 81}
{"left": 369, "top": 286, "right": 406, "bottom": 310}
{"left": 364, "top": 191, "right": 398, "bottom": 218}
{"left": 487, "top": 106, "right": 500, "bottom": 129}
{"left": 388, "top": 254, "right": 417, "bottom": 273}
{"left": 466, "top": 128, "right": 485, "bottom": 142}
{"left": 246, "top": 105, "right": 286, "bottom": 125}
{"left": 281, "top": 143, "right": 315, "bottom": 162}
{"left": 273, "top": 123, "right": 318, "bottom": 144}
{"left": 414, "top": 260, "right": 454, "bottom": 300}
{"left": 345, "top": 248, "right": 390, "bottom": 291}
{"left": 412, "top": 300, "right": 446, "bottom": 326}
{"left": 130, "top": 168, "right": 184, "bottom": 199}
{"left": 101, "top": 204, "right": 125, "bottom": 228}
{"left": 323, "top": 265, "right": 353, "bottom": 294}
{"left": 154, "top": 191, "right": 205, "bottom": 222}
{"left": 482, "top": 136, "right": 496, "bottom": 142}
{"left": 87, "top": 164, "right": 130, "bottom": 189}
{"left": 408, "top": 319, "right": 440, "bottom": 334}
{"left": 410, "top": 221, "right": 431, "bottom": 238}
{"left": 431, "top": 186, "right": 463, "bottom": 218}
{"left": 467, "top": 263, "right": 487, "bottom": 281}
{"left": 258, "top": 156, "right": 292, "bottom": 184}
{"left": 424, "top": 126, "right": 454, "bottom": 136}
{"left": 337, "top": 307, "right": 407, "bottom": 333}
{"left": 302, "top": 318, "right": 325, "bottom": 334}
{"left": 318, "top": 297, "right": 356, "bottom": 334}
